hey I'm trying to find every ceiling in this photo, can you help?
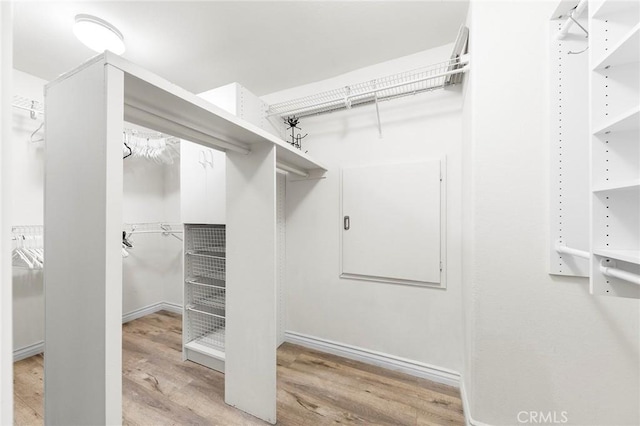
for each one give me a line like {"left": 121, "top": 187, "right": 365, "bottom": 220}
{"left": 13, "top": 1, "right": 469, "bottom": 96}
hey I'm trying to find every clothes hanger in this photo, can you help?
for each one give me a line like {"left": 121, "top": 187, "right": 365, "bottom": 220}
{"left": 29, "top": 121, "right": 45, "bottom": 143}
{"left": 123, "top": 132, "right": 133, "bottom": 159}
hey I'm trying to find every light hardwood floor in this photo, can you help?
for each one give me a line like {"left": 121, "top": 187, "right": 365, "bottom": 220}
{"left": 14, "top": 311, "right": 464, "bottom": 425}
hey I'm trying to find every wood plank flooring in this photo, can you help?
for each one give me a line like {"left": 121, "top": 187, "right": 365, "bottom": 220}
{"left": 14, "top": 311, "right": 464, "bottom": 425}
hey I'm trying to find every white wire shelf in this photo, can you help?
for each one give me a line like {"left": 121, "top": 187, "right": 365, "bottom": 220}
{"left": 12, "top": 95, "right": 44, "bottom": 116}
{"left": 267, "top": 57, "right": 469, "bottom": 119}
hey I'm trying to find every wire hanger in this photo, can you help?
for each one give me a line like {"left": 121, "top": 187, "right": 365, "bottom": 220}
{"left": 30, "top": 121, "right": 45, "bottom": 143}
{"left": 123, "top": 132, "right": 133, "bottom": 159}
{"left": 566, "top": 4, "right": 589, "bottom": 55}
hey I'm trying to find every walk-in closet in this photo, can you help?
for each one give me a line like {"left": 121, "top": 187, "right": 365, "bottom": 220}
{"left": 1, "top": 1, "right": 638, "bottom": 425}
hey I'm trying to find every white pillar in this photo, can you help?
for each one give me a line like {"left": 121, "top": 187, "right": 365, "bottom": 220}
{"left": 0, "top": 2, "right": 14, "bottom": 425}
{"left": 225, "top": 144, "right": 277, "bottom": 424}
{"left": 44, "top": 61, "right": 124, "bottom": 425}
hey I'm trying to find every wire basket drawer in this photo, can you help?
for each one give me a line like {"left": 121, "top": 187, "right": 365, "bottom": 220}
{"left": 186, "top": 283, "right": 225, "bottom": 317}
{"left": 185, "top": 308, "right": 225, "bottom": 351}
{"left": 185, "top": 253, "right": 226, "bottom": 282}
{"left": 185, "top": 224, "right": 225, "bottom": 256}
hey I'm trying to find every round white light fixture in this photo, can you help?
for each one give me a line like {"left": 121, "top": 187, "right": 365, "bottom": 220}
{"left": 73, "top": 14, "right": 125, "bottom": 55}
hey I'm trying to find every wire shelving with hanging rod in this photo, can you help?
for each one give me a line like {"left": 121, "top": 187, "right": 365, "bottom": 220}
{"left": 14, "top": 93, "right": 181, "bottom": 162}
{"left": 12, "top": 95, "right": 44, "bottom": 117}
{"left": 267, "top": 56, "right": 469, "bottom": 120}
{"left": 12, "top": 226, "right": 44, "bottom": 270}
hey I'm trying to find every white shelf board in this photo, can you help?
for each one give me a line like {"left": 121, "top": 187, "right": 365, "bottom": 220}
{"left": 185, "top": 339, "right": 225, "bottom": 359}
{"left": 47, "top": 52, "right": 327, "bottom": 175}
{"left": 593, "top": 23, "right": 640, "bottom": 69}
{"left": 592, "top": 179, "right": 640, "bottom": 193}
{"left": 593, "top": 105, "right": 640, "bottom": 135}
{"left": 592, "top": 0, "right": 640, "bottom": 19}
{"left": 551, "top": 0, "right": 583, "bottom": 20}
{"left": 593, "top": 248, "right": 640, "bottom": 264}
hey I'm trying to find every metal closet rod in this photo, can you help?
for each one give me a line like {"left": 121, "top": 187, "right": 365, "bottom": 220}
{"left": 600, "top": 261, "right": 640, "bottom": 286}
{"left": 555, "top": 240, "right": 590, "bottom": 259}
{"left": 127, "top": 223, "right": 183, "bottom": 242}
{"left": 556, "top": 0, "right": 588, "bottom": 39}
{"left": 276, "top": 161, "right": 309, "bottom": 178}
{"left": 124, "top": 102, "right": 251, "bottom": 155}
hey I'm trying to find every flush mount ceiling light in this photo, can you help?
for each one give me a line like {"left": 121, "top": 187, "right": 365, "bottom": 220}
{"left": 73, "top": 14, "right": 125, "bottom": 55}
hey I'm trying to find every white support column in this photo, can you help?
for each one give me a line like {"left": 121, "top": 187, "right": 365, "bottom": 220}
{"left": 44, "top": 61, "right": 124, "bottom": 425}
{"left": 0, "top": 2, "right": 13, "bottom": 425}
{"left": 225, "top": 144, "right": 277, "bottom": 424}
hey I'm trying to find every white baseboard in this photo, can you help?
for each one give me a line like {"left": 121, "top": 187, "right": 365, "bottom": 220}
{"left": 14, "top": 301, "right": 184, "bottom": 361}
{"left": 122, "top": 301, "right": 166, "bottom": 323}
{"left": 13, "top": 340, "right": 44, "bottom": 362}
{"left": 284, "top": 331, "right": 460, "bottom": 388}
{"left": 160, "top": 301, "right": 183, "bottom": 315}
{"left": 461, "top": 380, "right": 492, "bottom": 426}
{"left": 122, "top": 301, "right": 183, "bottom": 323}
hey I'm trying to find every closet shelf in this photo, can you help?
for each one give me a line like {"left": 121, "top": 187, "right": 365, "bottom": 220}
{"left": 592, "top": 179, "right": 640, "bottom": 193}
{"left": 593, "top": 249, "right": 640, "bottom": 265}
{"left": 186, "top": 276, "right": 226, "bottom": 289}
{"left": 592, "top": 105, "right": 640, "bottom": 135}
{"left": 184, "top": 340, "right": 225, "bottom": 359}
{"left": 593, "top": 22, "right": 640, "bottom": 70}
{"left": 52, "top": 52, "right": 327, "bottom": 176}
{"left": 592, "top": 0, "right": 640, "bottom": 20}
{"left": 266, "top": 56, "right": 468, "bottom": 119}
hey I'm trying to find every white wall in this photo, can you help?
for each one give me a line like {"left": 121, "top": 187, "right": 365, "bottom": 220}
{"left": 1, "top": 4, "right": 14, "bottom": 423}
{"left": 11, "top": 69, "right": 183, "bottom": 351}
{"left": 12, "top": 70, "right": 46, "bottom": 351}
{"left": 263, "top": 44, "right": 464, "bottom": 372}
{"left": 122, "top": 156, "right": 182, "bottom": 313}
{"left": 162, "top": 155, "right": 183, "bottom": 306}
{"left": 463, "top": 1, "right": 639, "bottom": 424}
{"left": 460, "top": 5, "right": 475, "bottom": 417}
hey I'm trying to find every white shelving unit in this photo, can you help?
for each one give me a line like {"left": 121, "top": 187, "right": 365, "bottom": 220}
{"left": 44, "top": 52, "right": 285, "bottom": 423}
{"left": 549, "top": 0, "right": 591, "bottom": 277}
{"left": 183, "top": 224, "right": 226, "bottom": 371}
{"left": 589, "top": 0, "right": 640, "bottom": 298}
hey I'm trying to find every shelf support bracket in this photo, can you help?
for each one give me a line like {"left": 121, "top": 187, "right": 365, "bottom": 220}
{"left": 374, "top": 90, "right": 383, "bottom": 138}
